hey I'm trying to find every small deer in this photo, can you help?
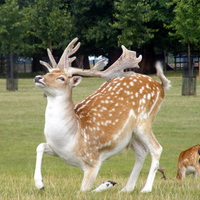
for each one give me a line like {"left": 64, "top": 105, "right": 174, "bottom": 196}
{"left": 176, "top": 144, "right": 200, "bottom": 180}
{"left": 34, "top": 38, "right": 170, "bottom": 193}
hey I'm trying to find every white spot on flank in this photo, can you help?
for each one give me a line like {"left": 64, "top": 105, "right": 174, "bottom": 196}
{"left": 142, "top": 98, "right": 146, "bottom": 104}
{"left": 111, "top": 108, "right": 115, "bottom": 112}
{"left": 146, "top": 84, "right": 150, "bottom": 89}
{"left": 129, "top": 82, "right": 134, "bottom": 86}
{"left": 139, "top": 88, "right": 143, "bottom": 94}
{"left": 105, "top": 100, "right": 109, "bottom": 104}
{"left": 99, "top": 141, "right": 111, "bottom": 149}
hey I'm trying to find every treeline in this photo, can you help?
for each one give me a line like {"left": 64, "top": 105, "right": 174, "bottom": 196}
{"left": 0, "top": 0, "right": 200, "bottom": 73}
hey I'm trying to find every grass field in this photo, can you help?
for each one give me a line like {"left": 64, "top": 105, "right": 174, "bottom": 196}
{"left": 1, "top": 72, "right": 200, "bottom": 200}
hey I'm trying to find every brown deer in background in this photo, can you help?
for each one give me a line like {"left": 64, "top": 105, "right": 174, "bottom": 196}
{"left": 177, "top": 144, "right": 200, "bottom": 180}
{"left": 34, "top": 38, "right": 170, "bottom": 192}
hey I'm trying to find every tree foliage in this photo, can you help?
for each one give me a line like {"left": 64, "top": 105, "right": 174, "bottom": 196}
{"left": 68, "top": 0, "right": 118, "bottom": 56}
{"left": 169, "top": 0, "right": 200, "bottom": 45}
{"left": 25, "top": 0, "right": 71, "bottom": 52}
{"left": 0, "top": 0, "right": 27, "bottom": 54}
{"left": 0, "top": 0, "right": 200, "bottom": 74}
{"left": 113, "top": 0, "right": 155, "bottom": 48}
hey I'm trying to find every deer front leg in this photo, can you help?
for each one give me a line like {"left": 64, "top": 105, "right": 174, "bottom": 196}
{"left": 81, "top": 165, "right": 100, "bottom": 191}
{"left": 34, "top": 143, "right": 56, "bottom": 189}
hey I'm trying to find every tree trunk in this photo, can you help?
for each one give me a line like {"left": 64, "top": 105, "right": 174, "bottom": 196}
{"left": 73, "top": 55, "right": 90, "bottom": 69}
{"left": 188, "top": 41, "right": 192, "bottom": 76}
{"left": 182, "top": 41, "right": 196, "bottom": 95}
{"left": 6, "top": 52, "right": 18, "bottom": 91}
{"left": 137, "top": 44, "right": 156, "bottom": 74}
{"left": 32, "top": 56, "right": 44, "bottom": 72}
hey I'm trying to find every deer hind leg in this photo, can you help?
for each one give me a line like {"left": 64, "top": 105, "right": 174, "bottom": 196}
{"left": 81, "top": 164, "right": 101, "bottom": 191}
{"left": 136, "top": 126, "right": 163, "bottom": 193}
{"left": 176, "top": 167, "right": 185, "bottom": 180}
{"left": 121, "top": 138, "right": 149, "bottom": 192}
{"left": 34, "top": 143, "right": 56, "bottom": 189}
{"left": 193, "top": 165, "right": 200, "bottom": 179}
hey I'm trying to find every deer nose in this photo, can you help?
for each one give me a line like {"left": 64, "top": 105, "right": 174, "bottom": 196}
{"left": 34, "top": 76, "right": 43, "bottom": 83}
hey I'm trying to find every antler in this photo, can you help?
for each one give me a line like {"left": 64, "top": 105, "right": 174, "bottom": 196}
{"left": 40, "top": 38, "right": 142, "bottom": 81}
{"left": 39, "top": 38, "right": 81, "bottom": 72}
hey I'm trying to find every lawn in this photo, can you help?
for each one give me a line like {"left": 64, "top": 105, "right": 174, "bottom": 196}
{"left": 1, "top": 72, "right": 200, "bottom": 200}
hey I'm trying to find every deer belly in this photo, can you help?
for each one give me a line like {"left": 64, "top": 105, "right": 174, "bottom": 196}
{"left": 49, "top": 142, "right": 84, "bottom": 168}
{"left": 185, "top": 166, "right": 196, "bottom": 175}
{"left": 100, "top": 134, "right": 132, "bottom": 162}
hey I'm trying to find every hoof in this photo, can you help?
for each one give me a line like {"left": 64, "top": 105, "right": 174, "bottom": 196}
{"left": 35, "top": 180, "right": 44, "bottom": 190}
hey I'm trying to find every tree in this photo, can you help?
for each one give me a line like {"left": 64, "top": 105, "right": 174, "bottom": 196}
{"left": 25, "top": 0, "right": 71, "bottom": 52}
{"left": 169, "top": 0, "right": 200, "bottom": 95}
{"left": 22, "top": 0, "right": 71, "bottom": 71}
{"left": 0, "top": 0, "right": 28, "bottom": 90}
{"left": 113, "top": 0, "right": 155, "bottom": 48}
{"left": 113, "top": 0, "right": 176, "bottom": 73}
{"left": 68, "top": 0, "right": 120, "bottom": 69}
{"left": 169, "top": 0, "right": 200, "bottom": 70}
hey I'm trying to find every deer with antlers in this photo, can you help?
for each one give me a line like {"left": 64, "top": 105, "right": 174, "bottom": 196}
{"left": 176, "top": 144, "right": 200, "bottom": 180}
{"left": 34, "top": 38, "right": 170, "bottom": 193}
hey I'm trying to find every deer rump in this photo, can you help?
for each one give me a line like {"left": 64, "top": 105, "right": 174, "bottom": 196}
{"left": 34, "top": 38, "right": 170, "bottom": 193}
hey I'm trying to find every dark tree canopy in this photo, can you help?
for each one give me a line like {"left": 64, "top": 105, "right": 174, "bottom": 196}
{"left": 0, "top": 0, "right": 199, "bottom": 74}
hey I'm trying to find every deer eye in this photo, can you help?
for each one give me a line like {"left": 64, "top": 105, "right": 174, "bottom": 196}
{"left": 57, "top": 76, "right": 65, "bottom": 82}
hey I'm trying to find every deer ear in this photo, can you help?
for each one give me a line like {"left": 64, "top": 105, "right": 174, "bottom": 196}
{"left": 69, "top": 76, "right": 82, "bottom": 87}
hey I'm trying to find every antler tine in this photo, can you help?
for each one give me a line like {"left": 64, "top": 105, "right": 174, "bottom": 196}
{"left": 39, "top": 60, "right": 53, "bottom": 72}
{"left": 67, "top": 39, "right": 81, "bottom": 57}
{"left": 47, "top": 48, "right": 57, "bottom": 68}
{"left": 39, "top": 49, "right": 58, "bottom": 72}
{"left": 101, "top": 45, "right": 142, "bottom": 81}
{"left": 57, "top": 38, "right": 81, "bottom": 70}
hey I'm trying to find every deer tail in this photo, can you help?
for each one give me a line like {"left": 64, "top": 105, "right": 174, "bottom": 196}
{"left": 155, "top": 62, "right": 171, "bottom": 90}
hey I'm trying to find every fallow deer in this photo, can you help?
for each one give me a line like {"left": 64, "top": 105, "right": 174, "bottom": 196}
{"left": 177, "top": 144, "right": 200, "bottom": 180}
{"left": 34, "top": 38, "right": 170, "bottom": 193}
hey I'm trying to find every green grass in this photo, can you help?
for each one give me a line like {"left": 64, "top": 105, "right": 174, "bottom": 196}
{"left": 1, "top": 73, "right": 200, "bottom": 200}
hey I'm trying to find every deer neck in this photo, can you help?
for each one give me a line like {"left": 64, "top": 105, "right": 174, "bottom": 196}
{"left": 45, "top": 94, "right": 79, "bottom": 137}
